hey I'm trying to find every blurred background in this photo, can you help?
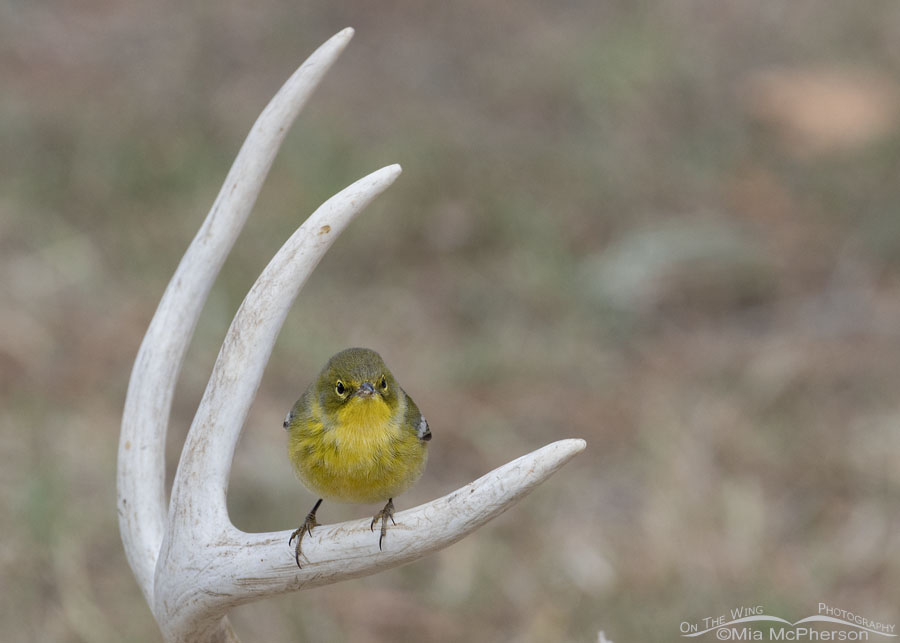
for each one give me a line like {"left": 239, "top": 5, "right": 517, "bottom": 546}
{"left": 3, "top": 1, "right": 900, "bottom": 641}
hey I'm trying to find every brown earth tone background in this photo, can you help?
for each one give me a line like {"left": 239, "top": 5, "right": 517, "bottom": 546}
{"left": 2, "top": 1, "right": 900, "bottom": 641}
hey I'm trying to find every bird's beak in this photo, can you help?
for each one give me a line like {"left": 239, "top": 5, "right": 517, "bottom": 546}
{"left": 356, "top": 381, "right": 376, "bottom": 398}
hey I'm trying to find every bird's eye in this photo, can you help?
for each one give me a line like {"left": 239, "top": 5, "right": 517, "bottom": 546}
{"left": 380, "top": 375, "right": 387, "bottom": 390}
{"left": 335, "top": 380, "right": 345, "bottom": 396}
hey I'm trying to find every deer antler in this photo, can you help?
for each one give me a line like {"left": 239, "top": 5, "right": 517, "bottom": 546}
{"left": 117, "top": 28, "right": 586, "bottom": 643}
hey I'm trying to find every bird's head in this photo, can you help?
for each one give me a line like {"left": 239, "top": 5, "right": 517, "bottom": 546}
{"left": 316, "top": 347, "right": 400, "bottom": 421}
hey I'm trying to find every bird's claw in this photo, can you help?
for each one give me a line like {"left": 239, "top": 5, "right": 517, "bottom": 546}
{"left": 290, "top": 508, "right": 320, "bottom": 568}
{"left": 370, "top": 498, "right": 395, "bottom": 551}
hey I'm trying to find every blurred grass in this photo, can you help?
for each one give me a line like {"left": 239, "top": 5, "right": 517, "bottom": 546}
{"left": 3, "top": 0, "right": 900, "bottom": 641}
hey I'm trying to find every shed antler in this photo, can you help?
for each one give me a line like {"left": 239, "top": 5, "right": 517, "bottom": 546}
{"left": 117, "top": 28, "right": 586, "bottom": 643}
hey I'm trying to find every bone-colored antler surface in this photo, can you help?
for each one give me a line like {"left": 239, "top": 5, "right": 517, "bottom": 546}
{"left": 117, "top": 28, "right": 586, "bottom": 643}
{"left": 117, "top": 28, "right": 357, "bottom": 606}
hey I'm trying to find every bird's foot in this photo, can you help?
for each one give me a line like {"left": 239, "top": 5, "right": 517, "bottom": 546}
{"left": 370, "top": 498, "right": 396, "bottom": 551}
{"left": 289, "top": 499, "right": 322, "bottom": 568}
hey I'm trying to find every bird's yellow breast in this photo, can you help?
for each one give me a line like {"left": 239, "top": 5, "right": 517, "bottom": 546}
{"left": 288, "top": 396, "right": 427, "bottom": 505}
{"left": 334, "top": 394, "right": 394, "bottom": 435}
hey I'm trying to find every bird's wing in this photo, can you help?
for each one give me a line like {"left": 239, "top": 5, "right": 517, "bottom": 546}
{"left": 404, "top": 392, "right": 432, "bottom": 442}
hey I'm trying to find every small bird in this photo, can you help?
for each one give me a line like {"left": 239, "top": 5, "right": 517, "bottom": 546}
{"left": 284, "top": 347, "right": 431, "bottom": 567}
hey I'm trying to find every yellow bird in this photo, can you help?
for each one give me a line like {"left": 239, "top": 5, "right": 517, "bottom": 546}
{"left": 283, "top": 347, "right": 431, "bottom": 567}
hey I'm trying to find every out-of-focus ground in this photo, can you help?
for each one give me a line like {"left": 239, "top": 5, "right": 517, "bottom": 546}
{"left": 3, "top": 1, "right": 900, "bottom": 641}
